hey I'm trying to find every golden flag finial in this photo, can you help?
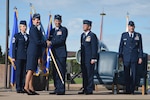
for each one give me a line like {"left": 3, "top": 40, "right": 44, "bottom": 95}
{"left": 14, "top": 7, "right": 18, "bottom": 19}
{"left": 32, "top": 5, "right": 36, "bottom": 14}
{"left": 126, "top": 12, "right": 129, "bottom": 18}
{"left": 29, "top": 3, "right": 36, "bottom": 14}
{"left": 29, "top": 3, "right": 32, "bottom": 15}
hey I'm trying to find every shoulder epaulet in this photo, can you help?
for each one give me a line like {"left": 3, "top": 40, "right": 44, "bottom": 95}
{"left": 135, "top": 32, "right": 141, "bottom": 35}
{"left": 121, "top": 32, "right": 128, "bottom": 35}
{"left": 14, "top": 33, "right": 20, "bottom": 37}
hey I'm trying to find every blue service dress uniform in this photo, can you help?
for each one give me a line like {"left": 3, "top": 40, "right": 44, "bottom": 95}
{"left": 119, "top": 32, "right": 143, "bottom": 94}
{"left": 26, "top": 25, "right": 47, "bottom": 72}
{"left": 48, "top": 25, "right": 68, "bottom": 94}
{"left": 81, "top": 31, "right": 98, "bottom": 94}
{"left": 12, "top": 32, "right": 29, "bottom": 92}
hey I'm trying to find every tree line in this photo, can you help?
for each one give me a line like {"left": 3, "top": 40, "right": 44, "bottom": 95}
{"left": 0, "top": 45, "right": 5, "bottom": 64}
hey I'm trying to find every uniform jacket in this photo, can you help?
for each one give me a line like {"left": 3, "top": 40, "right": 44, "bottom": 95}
{"left": 48, "top": 25, "right": 68, "bottom": 58}
{"left": 27, "top": 25, "right": 46, "bottom": 58}
{"left": 81, "top": 31, "right": 98, "bottom": 64}
{"left": 119, "top": 32, "right": 143, "bottom": 62}
{"left": 12, "top": 32, "right": 29, "bottom": 59}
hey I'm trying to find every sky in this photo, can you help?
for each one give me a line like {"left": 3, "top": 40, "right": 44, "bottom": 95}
{"left": 0, "top": 0, "right": 150, "bottom": 54}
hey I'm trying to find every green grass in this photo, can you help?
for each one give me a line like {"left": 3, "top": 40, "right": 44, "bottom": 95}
{"left": 49, "top": 78, "right": 82, "bottom": 84}
{"left": 74, "top": 78, "right": 82, "bottom": 84}
{"left": 49, "top": 79, "right": 54, "bottom": 84}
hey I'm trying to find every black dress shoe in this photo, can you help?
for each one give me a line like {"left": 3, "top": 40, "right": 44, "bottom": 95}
{"left": 85, "top": 92, "right": 93, "bottom": 95}
{"left": 49, "top": 92, "right": 56, "bottom": 94}
{"left": 16, "top": 90, "right": 22, "bottom": 93}
{"left": 131, "top": 92, "right": 135, "bottom": 95}
{"left": 23, "top": 89, "right": 34, "bottom": 95}
{"left": 125, "top": 92, "right": 131, "bottom": 94}
{"left": 29, "top": 90, "right": 39, "bottom": 95}
{"left": 57, "top": 92, "right": 65, "bottom": 95}
{"left": 20, "top": 90, "right": 26, "bottom": 93}
{"left": 78, "top": 91, "right": 85, "bottom": 94}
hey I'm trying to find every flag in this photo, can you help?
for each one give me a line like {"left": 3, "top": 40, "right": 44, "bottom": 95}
{"left": 46, "top": 15, "right": 53, "bottom": 39}
{"left": 8, "top": 9, "right": 18, "bottom": 86}
{"left": 28, "top": 12, "right": 32, "bottom": 28}
{"left": 41, "top": 23, "right": 46, "bottom": 41}
{"left": 43, "top": 14, "right": 53, "bottom": 75}
{"left": 27, "top": 5, "right": 33, "bottom": 34}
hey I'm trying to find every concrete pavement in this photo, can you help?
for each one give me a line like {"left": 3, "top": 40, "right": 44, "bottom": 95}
{"left": 0, "top": 89, "right": 150, "bottom": 100}
{"left": 1, "top": 84, "right": 150, "bottom": 100}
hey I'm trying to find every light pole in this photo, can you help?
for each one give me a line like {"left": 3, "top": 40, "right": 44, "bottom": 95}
{"left": 126, "top": 12, "right": 129, "bottom": 32}
{"left": 5, "top": 0, "right": 9, "bottom": 88}
{"left": 100, "top": 12, "right": 106, "bottom": 41}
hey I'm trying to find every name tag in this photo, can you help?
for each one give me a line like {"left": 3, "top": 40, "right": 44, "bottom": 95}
{"left": 19, "top": 38, "right": 24, "bottom": 40}
{"left": 123, "top": 38, "right": 127, "bottom": 41}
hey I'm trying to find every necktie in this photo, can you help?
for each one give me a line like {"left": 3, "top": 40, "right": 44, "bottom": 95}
{"left": 131, "top": 34, "right": 132, "bottom": 38}
{"left": 83, "top": 34, "right": 86, "bottom": 39}
{"left": 37, "top": 25, "right": 41, "bottom": 31}
{"left": 130, "top": 33, "right": 133, "bottom": 42}
{"left": 24, "top": 34, "right": 27, "bottom": 41}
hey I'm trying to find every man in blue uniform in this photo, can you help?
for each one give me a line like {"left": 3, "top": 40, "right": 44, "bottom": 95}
{"left": 12, "top": 20, "right": 29, "bottom": 93}
{"left": 78, "top": 20, "right": 98, "bottom": 95}
{"left": 48, "top": 15, "right": 68, "bottom": 95}
{"left": 119, "top": 21, "right": 143, "bottom": 94}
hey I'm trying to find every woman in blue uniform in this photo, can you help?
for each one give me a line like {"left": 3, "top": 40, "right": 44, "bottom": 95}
{"left": 24, "top": 13, "right": 49, "bottom": 95}
{"left": 12, "top": 20, "right": 29, "bottom": 93}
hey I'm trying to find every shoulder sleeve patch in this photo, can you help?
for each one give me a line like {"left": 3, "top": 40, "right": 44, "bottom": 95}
{"left": 12, "top": 37, "right": 16, "bottom": 43}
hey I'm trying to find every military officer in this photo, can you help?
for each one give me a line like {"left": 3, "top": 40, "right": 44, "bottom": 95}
{"left": 48, "top": 14, "right": 68, "bottom": 95}
{"left": 78, "top": 20, "right": 98, "bottom": 95}
{"left": 12, "top": 20, "right": 29, "bottom": 93}
{"left": 119, "top": 21, "right": 143, "bottom": 94}
{"left": 24, "top": 13, "right": 48, "bottom": 95}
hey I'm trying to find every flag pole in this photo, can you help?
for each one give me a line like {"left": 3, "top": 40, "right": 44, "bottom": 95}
{"left": 49, "top": 49, "right": 64, "bottom": 84}
{"left": 29, "top": 3, "right": 33, "bottom": 15}
{"left": 5, "top": 0, "right": 9, "bottom": 89}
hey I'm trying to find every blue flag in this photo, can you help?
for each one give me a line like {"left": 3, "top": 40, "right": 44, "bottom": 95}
{"left": 46, "top": 15, "right": 53, "bottom": 39}
{"left": 28, "top": 12, "right": 32, "bottom": 28}
{"left": 43, "top": 15, "right": 53, "bottom": 75}
{"left": 9, "top": 10, "right": 18, "bottom": 86}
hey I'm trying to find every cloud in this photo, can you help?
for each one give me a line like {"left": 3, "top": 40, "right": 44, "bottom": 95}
{"left": 66, "top": 18, "right": 83, "bottom": 35}
{"left": 138, "top": 27, "right": 150, "bottom": 31}
{"left": 66, "top": 18, "right": 83, "bottom": 51}
{"left": 24, "top": 0, "right": 75, "bottom": 10}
